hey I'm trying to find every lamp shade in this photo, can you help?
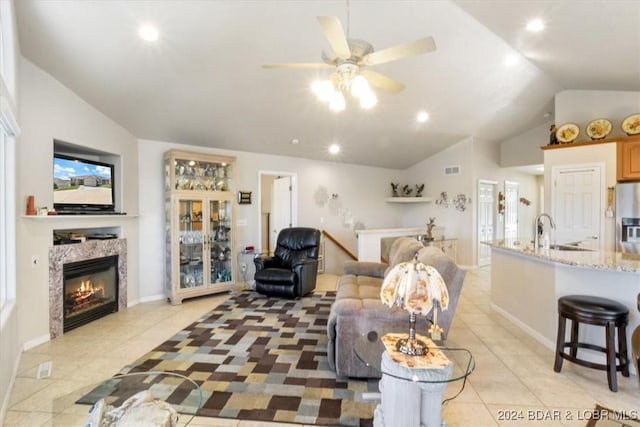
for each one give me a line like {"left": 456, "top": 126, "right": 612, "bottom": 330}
{"left": 380, "top": 257, "right": 449, "bottom": 316}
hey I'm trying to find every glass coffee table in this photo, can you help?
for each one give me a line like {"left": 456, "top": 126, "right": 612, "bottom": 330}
{"left": 354, "top": 331, "right": 474, "bottom": 427}
{"left": 52, "top": 371, "right": 203, "bottom": 426}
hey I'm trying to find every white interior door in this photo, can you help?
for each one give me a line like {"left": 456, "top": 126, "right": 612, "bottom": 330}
{"left": 552, "top": 164, "right": 603, "bottom": 249}
{"left": 270, "top": 176, "right": 292, "bottom": 253}
{"left": 504, "top": 181, "right": 519, "bottom": 240}
{"left": 478, "top": 180, "right": 497, "bottom": 266}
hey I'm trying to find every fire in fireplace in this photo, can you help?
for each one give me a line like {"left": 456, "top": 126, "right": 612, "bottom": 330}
{"left": 63, "top": 255, "right": 119, "bottom": 332}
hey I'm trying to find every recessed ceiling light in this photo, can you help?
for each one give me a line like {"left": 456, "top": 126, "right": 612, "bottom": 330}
{"left": 138, "top": 24, "right": 159, "bottom": 42}
{"left": 291, "top": 138, "right": 300, "bottom": 145}
{"left": 329, "top": 144, "right": 340, "bottom": 155}
{"left": 526, "top": 18, "right": 545, "bottom": 33}
{"left": 416, "top": 111, "right": 430, "bottom": 123}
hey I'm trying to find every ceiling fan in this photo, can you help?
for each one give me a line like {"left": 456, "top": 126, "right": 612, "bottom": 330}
{"left": 262, "top": 16, "right": 436, "bottom": 110}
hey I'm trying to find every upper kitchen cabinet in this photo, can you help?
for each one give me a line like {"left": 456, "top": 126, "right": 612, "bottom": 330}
{"left": 617, "top": 138, "right": 640, "bottom": 182}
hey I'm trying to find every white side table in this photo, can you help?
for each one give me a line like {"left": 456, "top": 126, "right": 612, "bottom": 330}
{"left": 375, "top": 351, "right": 453, "bottom": 427}
{"left": 354, "top": 332, "right": 474, "bottom": 427}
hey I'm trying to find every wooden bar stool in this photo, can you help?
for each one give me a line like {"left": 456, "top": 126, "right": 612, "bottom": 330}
{"left": 554, "top": 295, "right": 630, "bottom": 392}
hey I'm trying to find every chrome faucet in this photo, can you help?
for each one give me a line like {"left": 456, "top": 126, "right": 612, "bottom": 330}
{"left": 534, "top": 213, "right": 556, "bottom": 248}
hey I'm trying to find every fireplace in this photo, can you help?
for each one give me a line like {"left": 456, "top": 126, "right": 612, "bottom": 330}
{"left": 63, "top": 255, "right": 119, "bottom": 332}
{"left": 50, "top": 238, "right": 127, "bottom": 338}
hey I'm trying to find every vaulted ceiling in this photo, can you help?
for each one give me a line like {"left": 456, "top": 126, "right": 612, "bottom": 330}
{"left": 15, "top": 1, "right": 640, "bottom": 169}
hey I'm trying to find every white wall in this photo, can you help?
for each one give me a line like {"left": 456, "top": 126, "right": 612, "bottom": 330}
{"left": 403, "top": 137, "right": 540, "bottom": 267}
{"left": 137, "top": 139, "right": 407, "bottom": 298}
{"left": 16, "top": 57, "right": 140, "bottom": 347}
{"left": 473, "top": 139, "right": 540, "bottom": 242}
{"left": 403, "top": 138, "right": 475, "bottom": 266}
{"left": 555, "top": 90, "right": 640, "bottom": 139}
{"left": 140, "top": 136, "right": 543, "bottom": 282}
{"left": 500, "top": 121, "right": 550, "bottom": 167}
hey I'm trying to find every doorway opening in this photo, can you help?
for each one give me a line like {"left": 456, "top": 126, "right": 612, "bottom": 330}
{"left": 258, "top": 171, "right": 298, "bottom": 254}
{"left": 477, "top": 180, "right": 498, "bottom": 266}
{"left": 504, "top": 181, "right": 520, "bottom": 240}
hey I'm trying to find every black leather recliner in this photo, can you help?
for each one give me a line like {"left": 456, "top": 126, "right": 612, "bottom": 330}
{"left": 253, "top": 227, "right": 321, "bottom": 298}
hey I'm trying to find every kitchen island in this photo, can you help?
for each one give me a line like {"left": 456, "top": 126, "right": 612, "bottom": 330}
{"left": 485, "top": 239, "right": 639, "bottom": 374}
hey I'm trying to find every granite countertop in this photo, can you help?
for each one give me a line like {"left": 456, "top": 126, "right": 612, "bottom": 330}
{"left": 484, "top": 238, "right": 640, "bottom": 273}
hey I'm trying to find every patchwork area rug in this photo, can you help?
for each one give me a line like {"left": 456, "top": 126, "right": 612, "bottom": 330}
{"left": 78, "top": 290, "right": 376, "bottom": 426}
{"left": 586, "top": 404, "right": 640, "bottom": 427}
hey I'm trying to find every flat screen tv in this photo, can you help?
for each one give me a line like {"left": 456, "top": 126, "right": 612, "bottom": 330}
{"left": 53, "top": 154, "right": 115, "bottom": 213}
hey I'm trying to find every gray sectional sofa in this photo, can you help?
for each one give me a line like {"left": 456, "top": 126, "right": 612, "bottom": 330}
{"left": 327, "top": 236, "right": 467, "bottom": 378}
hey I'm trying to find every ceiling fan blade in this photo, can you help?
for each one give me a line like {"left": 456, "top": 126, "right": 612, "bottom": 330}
{"left": 361, "top": 69, "right": 405, "bottom": 93}
{"left": 317, "top": 16, "right": 351, "bottom": 60}
{"left": 363, "top": 36, "right": 436, "bottom": 66}
{"left": 262, "top": 63, "right": 333, "bottom": 69}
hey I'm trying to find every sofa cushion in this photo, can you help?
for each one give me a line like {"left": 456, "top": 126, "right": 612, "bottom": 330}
{"left": 343, "top": 260, "right": 387, "bottom": 278}
{"left": 417, "top": 246, "right": 457, "bottom": 281}
{"left": 386, "top": 237, "right": 423, "bottom": 271}
{"left": 336, "top": 274, "right": 382, "bottom": 300}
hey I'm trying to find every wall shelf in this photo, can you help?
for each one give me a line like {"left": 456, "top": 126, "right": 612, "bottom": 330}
{"left": 385, "top": 197, "right": 432, "bottom": 203}
{"left": 21, "top": 214, "right": 138, "bottom": 219}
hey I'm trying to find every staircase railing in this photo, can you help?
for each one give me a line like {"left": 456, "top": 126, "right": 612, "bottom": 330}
{"left": 321, "top": 230, "right": 357, "bottom": 261}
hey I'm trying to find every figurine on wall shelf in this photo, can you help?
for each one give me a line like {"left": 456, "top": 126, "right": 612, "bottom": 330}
{"left": 391, "top": 182, "right": 399, "bottom": 197}
{"left": 415, "top": 184, "right": 425, "bottom": 197}
{"left": 425, "top": 217, "right": 436, "bottom": 241}
{"left": 402, "top": 185, "right": 413, "bottom": 197}
{"left": 549, "top": 124, "right": 558, "bottom": 145}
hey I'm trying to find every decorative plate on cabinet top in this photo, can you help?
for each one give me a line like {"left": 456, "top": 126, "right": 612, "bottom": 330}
{"left": 586, "top": 118, "right": 612, "bottom": 140}
{"left": 556, "top": 123, "right": 580, "bottom": 143}
{"left": 621, "top": 113, "right": 640, "bottom": 136}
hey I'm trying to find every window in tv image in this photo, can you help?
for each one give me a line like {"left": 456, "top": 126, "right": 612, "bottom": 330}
{"left": 53, "top": 155, "right": 114, "bottom": 208}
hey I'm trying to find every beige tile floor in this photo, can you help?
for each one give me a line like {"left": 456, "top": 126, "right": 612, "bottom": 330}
{"left": 3, "top": 268, "right": 638, "bottom": 426}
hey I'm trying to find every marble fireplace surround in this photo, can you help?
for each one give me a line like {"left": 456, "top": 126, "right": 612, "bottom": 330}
{"left": 49, "top": 238, "right": 127, "bottom": 338}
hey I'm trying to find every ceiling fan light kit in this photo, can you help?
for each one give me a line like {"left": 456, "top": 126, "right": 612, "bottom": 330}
{"left": 263, "top": 15, "right": 436, "bottom": 112}
{"left": 312, "top": 63, "right": 377, "bottom": 111}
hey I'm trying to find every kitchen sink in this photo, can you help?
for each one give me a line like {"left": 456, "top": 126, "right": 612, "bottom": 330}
{"left": 549, "top": 244, "right": 593, "bottom": 252}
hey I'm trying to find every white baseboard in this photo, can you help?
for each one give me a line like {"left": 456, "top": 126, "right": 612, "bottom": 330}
{"left": 137, "top": 294, "right": 166, "bottom": 304}
{"left": 490, "top": 303, "right": 555, "bottom": 351}
{"left": 23, "top": 333, "right": 50, "bottom": 352}
{"left": 492, "top": 303, "right": 638, "bottom": 377}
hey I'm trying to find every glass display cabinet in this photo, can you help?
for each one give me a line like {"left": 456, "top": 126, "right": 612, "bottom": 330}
{"left": 164, "top": 150, "right": 236, "bottom": 304}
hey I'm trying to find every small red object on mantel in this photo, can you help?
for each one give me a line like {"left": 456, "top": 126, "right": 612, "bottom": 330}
{"left": 47, "top": 211, "right": 57, "bottom": 215}
{"left": 26, "top": 195, "right": 36, "bottom": 215}
{"left": 245, "top": 245, "right": 255, "bottom": 252}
